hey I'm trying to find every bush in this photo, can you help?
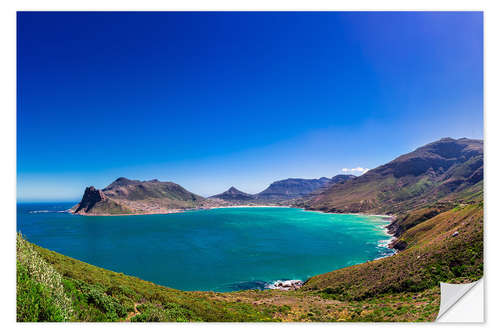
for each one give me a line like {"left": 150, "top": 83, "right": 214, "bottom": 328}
{"left": 16, "top": 235, "right": 72, "bottom": 321}
{"left": 131, "top": 302, "right": 192, "bottom": 322}
{"left": 74, "top": 280, "right": 128, "bottom": 320}
{"left": 17, "top": 262, "right": 65, "bottom": 322}
{"left": 131, "top": 304, "right": 166, "bottom": 322}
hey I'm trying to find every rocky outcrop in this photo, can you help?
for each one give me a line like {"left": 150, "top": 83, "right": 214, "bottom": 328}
{"left": 73, "top": 186, "right": 107, "bottom": 214}
{"left": 72, "top": 178, "right": 203, "bottom": 215}
{"left": 266, "top": 280, "right": 304, "bottom": 291}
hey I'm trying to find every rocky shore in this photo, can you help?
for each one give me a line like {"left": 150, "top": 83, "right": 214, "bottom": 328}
{"left": 266, "top": 280, "right": 304, "bottom": 291}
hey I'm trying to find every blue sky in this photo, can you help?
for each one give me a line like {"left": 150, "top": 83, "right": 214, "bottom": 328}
{"left": 17, "top": 12, "right": 483, "bottom": 201}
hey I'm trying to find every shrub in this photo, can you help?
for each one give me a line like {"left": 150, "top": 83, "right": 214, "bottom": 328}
{"left": 17, "top": 262, "right": 66, "bottom": 322}
{"left": 131, "top": 303, "right": 166, "bottom": 322}
{"left": 74, "top": 280, "right": 128, "bottom": 320}
{"left": 16, "top": 234, "right": 72, "bottom": 321}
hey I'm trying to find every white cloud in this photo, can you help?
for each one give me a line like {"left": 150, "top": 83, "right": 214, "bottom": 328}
{"left": 341, "top": 167, "right": 370, "bottom": 174}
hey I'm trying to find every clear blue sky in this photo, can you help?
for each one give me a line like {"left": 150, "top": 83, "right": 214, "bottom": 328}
{"left": 17, "top": 12, "right": 483, "bottom": 201}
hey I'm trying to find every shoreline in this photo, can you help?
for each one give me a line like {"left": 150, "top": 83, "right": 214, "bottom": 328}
{"left": 70, "top": 209, "right": 186, "bottom": 217}
{"left": 70, "top": 205, "right": 292, "bottom": 217}
{"left": 70, "top": 205, "right": 396, "bottom": 223}
{"left": 300, "top": 207, "right": 395, "bottom": 220}
{"left": 51, "top": 204, "right": 400, "bottom": 292}
{"left": 71, "top": 204, "right": 399, "bottom": 254}
{"left": 377, "top": 226, "right": 398, "bottom": 255}
{"left": 209, "top": 205, "right": 291, "bottom": 209}
{"left": 297, "top": 208, "right": 398, "bottom": 253}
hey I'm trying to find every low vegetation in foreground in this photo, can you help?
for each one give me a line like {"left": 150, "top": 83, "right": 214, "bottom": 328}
{"left": 16, "top": 199, "right": 482, "bottom": 322}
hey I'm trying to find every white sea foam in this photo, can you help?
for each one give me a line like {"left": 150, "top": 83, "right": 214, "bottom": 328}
{"left": 212, "top": 205, "right": 290, "bottom": 209}
{"left": 378, "top": 237, "right": 396, "bottom": 248}
{"left": 29, "top": 210, "right": 69, "bottom": 214}
{"left": 265, "top": 279, "right": 303, "bottom": 290}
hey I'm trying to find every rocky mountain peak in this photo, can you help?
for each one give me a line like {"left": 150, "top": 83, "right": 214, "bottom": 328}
{"left": 73, "top": 186, "right": 107, "bottom": 213}
{"left": 210, "top": 186, "right": 254, "bottom": 201}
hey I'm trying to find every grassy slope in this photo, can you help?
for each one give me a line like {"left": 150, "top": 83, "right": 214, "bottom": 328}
{"left": 304, "top": 173, "right": 482, "bottom": 215}
{"left": 17, "top": 235, "right": 73, "bottom": 321}
{"left": 85, "top": 198, "right": 134, "bottom": 215}
{"left": 302, "top": 203, "right": 483, "bottom": 299}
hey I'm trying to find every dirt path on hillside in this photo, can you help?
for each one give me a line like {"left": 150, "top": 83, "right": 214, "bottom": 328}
{"left": 126, "top": 303, "right": 141, "bottom": 321}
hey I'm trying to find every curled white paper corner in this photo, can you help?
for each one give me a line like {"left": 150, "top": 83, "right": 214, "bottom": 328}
{"left": 436, "top": 278, "right": 483, "bottom": 322}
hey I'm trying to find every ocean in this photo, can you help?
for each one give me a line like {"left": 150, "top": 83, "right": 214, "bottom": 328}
{"left": 17, "top": 203, "right": 394, "bottom": 292}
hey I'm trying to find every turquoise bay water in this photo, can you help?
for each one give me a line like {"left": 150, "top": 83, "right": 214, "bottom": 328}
{"left": 17, "top": 203, "right": 394, "bottom": 292}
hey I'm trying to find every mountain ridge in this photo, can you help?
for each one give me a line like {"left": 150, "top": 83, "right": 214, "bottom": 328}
{"left": 301, "top": 137, "right": 483, "bottom": 214}
{"left": 71, "top": 175, "right": 359, "bottom": 215}
{"left": 255, "top": 175, "right": 356, "bottom": 202}
{"left": 71, "top": 137, "right": 482, "bottom": 216}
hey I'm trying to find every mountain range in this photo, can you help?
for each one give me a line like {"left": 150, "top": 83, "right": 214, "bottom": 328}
{"left": 255, "top": 175, "right": 356, "bottom": 202}
{"left": 208, "top": 175, "right": 357, "bottom": 204}
{"left": 302, "top": 137, "right": 483, "bottom": 214}
{"left": 72, "top": 175, "right": 358, "bottom": 215}
{"left": 72, "top": 137, "right": 482, "bottom": 216}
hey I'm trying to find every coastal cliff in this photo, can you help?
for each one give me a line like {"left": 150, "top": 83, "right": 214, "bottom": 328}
{"left": 72, "top": 186, "right": 133, "bottom": 215}
{"left": 71, "top": 178, "right": 203, "bottom": 215}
